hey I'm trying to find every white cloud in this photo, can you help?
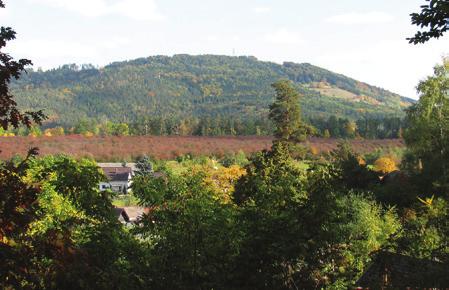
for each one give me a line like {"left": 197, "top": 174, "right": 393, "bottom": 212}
{"left": 32, "top": 0, "right": 164, "bottom": 21}
{"left": 206, "top": 35, "right": 220, "bottom": 42}
{"left": 264, "top": 28, "right": 303, "bottom": 45}
{"left": 100, "top": 37, "right": 131, "bottom": 49}
{"left": 326, "top": 11, "right": 394, "bottom": 25}
{"left": 314, "top": 38, "right": 449, "bottom": 98}
{"left": 8, "top": 39, "right": 96, "bottom": 59}
{"left": 111, "top": 0, "right": 164, "bottom": 21}
{"left": 0, "top": 7, "right": 10, "bottom": 19}
{"left": 32, "top": 0, "right": 109, "bottom": 17}
{"left": 253, "top": 6, "right": 271, "bottom": 14}
{"left": 6, "top": 37, "right": 141, "bottom": 69}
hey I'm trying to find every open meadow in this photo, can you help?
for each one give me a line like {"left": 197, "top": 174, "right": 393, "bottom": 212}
{"left": 0, "top": 135, "right": 404, "bottom": 161}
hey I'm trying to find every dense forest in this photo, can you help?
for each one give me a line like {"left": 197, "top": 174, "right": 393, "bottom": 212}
{"left": 11, "top": 55, "right": 413, "bottom": 129}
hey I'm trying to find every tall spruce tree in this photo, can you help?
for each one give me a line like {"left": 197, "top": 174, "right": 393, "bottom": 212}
{"left": 135, "top": 155, "right": 154, "bottom": 176}
{"left": 269, "top": 80, "right": 306, "bottom": 142}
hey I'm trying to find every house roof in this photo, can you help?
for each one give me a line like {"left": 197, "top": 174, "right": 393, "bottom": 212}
{"left": 98, "top": 163, "right": 137, "bottom": 171}
{"left": 122, "top": 206, "right": 146, "bottom": 222}
{"left": 113, "top": 207, "right": 149, "bottom": 224}
{"left": 113, "top": 207, "right": 130, "bottom": 223}
{"left": 102, "top": 167, "right": 132, "bottom": 182}
{"left": 357, "top": 251, "right": 449, "bottom": 288}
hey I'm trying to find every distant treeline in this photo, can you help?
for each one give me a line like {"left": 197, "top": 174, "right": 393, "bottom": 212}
{"left": 2, "top": 115, "right": 404, "bottom": 139}
{"left": 308, "top": 116, "right": 404, "bottom": 139}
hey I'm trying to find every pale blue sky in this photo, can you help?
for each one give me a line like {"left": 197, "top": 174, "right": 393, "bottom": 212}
{"left": 2, "top": 0, "right": 448, "bottom": 98}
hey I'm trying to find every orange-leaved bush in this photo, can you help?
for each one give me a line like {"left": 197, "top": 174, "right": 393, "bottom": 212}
{"left": 374, "top": 157, "right": 397, "bottom": 174}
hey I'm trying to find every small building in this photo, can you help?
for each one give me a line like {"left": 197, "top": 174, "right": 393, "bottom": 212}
{"left": 122, "top": 206, "right": 147, "bottom": 223}
{"left": 113, "top": 206, "right": 147, "bottom": 224}
{"left": 98, "top": 162, "right": 164, "bottom": 194}
{"left": 113, "top": 207, "right": 130, "bottom": 223}
{"left": 99, "top": 163, "right": 134, "bottom": 194}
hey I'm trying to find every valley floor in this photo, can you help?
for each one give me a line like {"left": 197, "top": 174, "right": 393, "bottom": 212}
{"left": 0, "top": 135, "right": 404, "bottom": 161}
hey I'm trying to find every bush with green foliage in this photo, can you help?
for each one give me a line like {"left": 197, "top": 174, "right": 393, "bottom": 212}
{"left": 231, "top": 142, "right": 400, "bottom": 289}
{"left": 133, "top": 171, "right": 241, "bottom": 289}
{"left": 404, "top": 59, "right": 449, "bottom": 197}
{"left": 2, "top": 154, "right": 149, "bottom": 289}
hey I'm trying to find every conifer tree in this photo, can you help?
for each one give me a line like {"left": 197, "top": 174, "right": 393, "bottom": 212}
{"left": 269, "top": 80, "right": 306, "bottom": 142}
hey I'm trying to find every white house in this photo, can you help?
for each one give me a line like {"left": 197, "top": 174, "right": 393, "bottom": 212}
{"left": 98, "top": 163, "right": 135, "bottom": 194}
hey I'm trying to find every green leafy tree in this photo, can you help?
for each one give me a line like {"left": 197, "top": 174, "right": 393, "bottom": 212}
{"left": 74, "top": 119, "right": 94, "bottom": 135}
{"left": 134, "top": 171, "right": 240, "bottom": 289}
{"left": 220, "top": 150, "right": 248, "bottom": 167}
{"left": 113, "top": 123, "right": 130, "bottom": 136}
{"left": 330, "top": 142, "right": 379, "bottom": 190}
{"left": 22, "top": 155, "right": 146, "bottom": 289}
{"left": 0, "top": 149, "right": 41, "bottom": 289}
{"left": 1, "top": 154, "right": 145, "bottom": 289}
{"left": 397, "top": 197, "right": 449, "bottom": 263}
{"left": 233, "top": 141, "right": 308, "bottom": 206}
{"left": 99, "top": 121, "right": 115, "bottom": 135}
{"left": 404, "top": 59, "right": 449, "bottom": 196}
{"left": 408, "top": 0, "right": 449, "bottom": 44}
{"left": 301, "top": 169, "right": 400, "bottom": 288}
{"left": 28, "top": 125, "right": 42, "bottom": 137}
{"left": 232, "top": 142, "right": 399, "bottom": 289}
{"left": 343, "top": 120, "right": 357, "bottom": 138}
{"left": 0, "top": 2, "right": 46, "bottom": 288}
{"left": 232, "top": 142, "right": 309, "bottom": 288}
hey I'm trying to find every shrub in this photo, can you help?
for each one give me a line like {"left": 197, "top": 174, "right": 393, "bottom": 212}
{"left": 374, "top": 157, "right": 397, "bottom": 174}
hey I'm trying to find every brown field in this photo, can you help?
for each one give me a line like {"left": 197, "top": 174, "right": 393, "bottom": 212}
{"left": 0, "top": 135, "right": 404, "bottom": 161}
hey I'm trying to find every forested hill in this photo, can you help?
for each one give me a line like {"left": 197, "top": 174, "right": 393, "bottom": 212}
{"left": 12, "top": 54, "right": 413, "bottom": 126}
